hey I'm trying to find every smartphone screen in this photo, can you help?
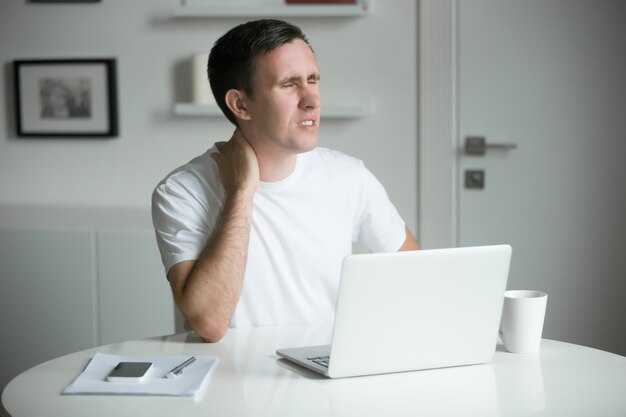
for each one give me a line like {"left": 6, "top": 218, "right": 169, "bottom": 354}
{"left": 106, "top": 362, "right": 153, "bottom": 382}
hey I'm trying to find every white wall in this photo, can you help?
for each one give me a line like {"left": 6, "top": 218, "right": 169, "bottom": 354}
{"left": 0, "top": 0, "right": 418, "bottom": 232}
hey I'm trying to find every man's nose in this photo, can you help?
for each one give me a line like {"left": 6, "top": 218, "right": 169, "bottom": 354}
{"left": 300, "top": 86, "right": 320, "bottom": 109}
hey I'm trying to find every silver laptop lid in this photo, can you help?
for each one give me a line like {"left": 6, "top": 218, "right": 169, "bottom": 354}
{"left": 327, "top": 245, "right": 512, "bottom": 378}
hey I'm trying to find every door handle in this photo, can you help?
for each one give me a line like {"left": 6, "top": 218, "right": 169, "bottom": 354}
{"left": 464, "top": 136, "right": 517, "bottom": 155}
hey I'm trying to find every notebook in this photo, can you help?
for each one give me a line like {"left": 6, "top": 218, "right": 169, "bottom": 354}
{"left": 276, "top": 245, "right": 512, "bottom": 378}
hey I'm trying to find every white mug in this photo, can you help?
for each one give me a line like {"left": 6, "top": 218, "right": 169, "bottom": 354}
{"left": 499, "top": 290, "right": 547, "bottom": 354}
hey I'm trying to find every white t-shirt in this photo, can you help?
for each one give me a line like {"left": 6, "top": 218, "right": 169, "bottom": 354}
{"left": 152, "top": 146, "right": 406, "bottom": 328}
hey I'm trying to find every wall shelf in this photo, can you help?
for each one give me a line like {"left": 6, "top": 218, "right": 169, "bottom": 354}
{"left": 173, "top": 2, "right": 374, "bottom": 118}
{"left": 175, "top": 95, "right": 374, "bottom": 119}
{"left": 174, "top": 1, "right": 372, "bottom": 18}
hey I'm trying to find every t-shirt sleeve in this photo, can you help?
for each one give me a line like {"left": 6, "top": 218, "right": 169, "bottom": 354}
{"left": 353, "top": 165, "right": 407, "bottom": 253}
{"left": 151, "top": 172, "right": 221, "bottom": 276}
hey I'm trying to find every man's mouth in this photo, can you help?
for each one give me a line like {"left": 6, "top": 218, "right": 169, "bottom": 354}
{"left": 299, "top": 120, "right": 315, "bottom": 127}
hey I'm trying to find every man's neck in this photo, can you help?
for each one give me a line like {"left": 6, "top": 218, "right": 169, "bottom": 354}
{"left": 256, "top": 152, "right": 297, "bottom": 182}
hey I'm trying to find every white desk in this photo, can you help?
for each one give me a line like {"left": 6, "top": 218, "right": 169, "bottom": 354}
{"left": 2, "top": 326, "right": 625, "bottom": 417}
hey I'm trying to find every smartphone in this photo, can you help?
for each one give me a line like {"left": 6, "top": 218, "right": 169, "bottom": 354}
{"left": 106, "top": 362, "right": 153, "bottom": 383}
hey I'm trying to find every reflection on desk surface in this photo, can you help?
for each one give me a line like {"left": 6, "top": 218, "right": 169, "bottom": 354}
{"left": 2, "top": 328, "right": 625, "bottom": 417}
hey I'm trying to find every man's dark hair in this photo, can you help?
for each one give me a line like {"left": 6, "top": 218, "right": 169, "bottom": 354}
{"left": 207, "top": 19, "right": 312, "bottom": 126}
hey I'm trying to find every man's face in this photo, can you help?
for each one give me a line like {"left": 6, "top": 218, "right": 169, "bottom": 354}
{"left": 244, "top": 39, "right": 321, "bottom": 158}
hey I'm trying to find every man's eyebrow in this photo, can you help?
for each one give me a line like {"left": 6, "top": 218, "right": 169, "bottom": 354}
{"left": 277, "top": 76, "right": 300, "bottom": 85}
{"left": 277, "top": 73, "right": 321, "bottom": 85}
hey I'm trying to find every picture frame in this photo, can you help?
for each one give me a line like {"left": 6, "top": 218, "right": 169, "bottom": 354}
{"left": 14, "top": 59, "right": 118, "bottom": 137}
{"left": 29, "top": 1, "right": 101, "bottom": 3}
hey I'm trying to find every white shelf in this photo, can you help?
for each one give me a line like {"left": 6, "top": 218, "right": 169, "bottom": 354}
{"left": 175, "top": 95, "right": 374, "bottom": 119}
{"left": 174, "top": 1, "right": 372, "bottom": 18}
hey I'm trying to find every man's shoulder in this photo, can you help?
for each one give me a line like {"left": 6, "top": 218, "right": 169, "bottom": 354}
{"left": 153, "top": 148, "right": 220, "bottom": 198}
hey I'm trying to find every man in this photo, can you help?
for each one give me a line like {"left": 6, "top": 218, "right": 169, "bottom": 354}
{"left": 152, "top": 19, "right": 419, "bottom": 343}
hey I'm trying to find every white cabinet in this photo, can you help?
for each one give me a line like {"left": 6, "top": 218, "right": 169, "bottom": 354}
{"left": 0, "top": 209, "right": 176, "bottom": 392}
{"left": 0, "top": 229, "right": 96, "bottom": 392}
{"left": 97, "top": 231, "right": 175, "bottom": 346}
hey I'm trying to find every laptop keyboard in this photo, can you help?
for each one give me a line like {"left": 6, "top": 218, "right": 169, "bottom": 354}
{"left": 307, "top": 355, "right": 330, "bottom": 368}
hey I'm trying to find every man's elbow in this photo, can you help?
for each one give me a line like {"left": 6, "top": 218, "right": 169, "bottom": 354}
{"left": 399, "top": 227, "right": 420, "bottom": 251}
{"left": 191, "top": 317, "right": 229, "bottom": 343}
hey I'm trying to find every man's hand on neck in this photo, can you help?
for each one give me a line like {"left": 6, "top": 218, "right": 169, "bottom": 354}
{"left": 228, "top": 127, "right": 301, "bottom": 183}
{"left": 211, "top": 129, "right": 260, "bottom": 199}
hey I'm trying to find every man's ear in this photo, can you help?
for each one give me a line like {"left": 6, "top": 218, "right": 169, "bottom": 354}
{"left": 225, "top": 89, "right": 252, "bottom": 121}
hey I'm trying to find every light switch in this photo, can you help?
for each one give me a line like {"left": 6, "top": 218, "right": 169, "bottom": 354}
{"left": 465, "top": 170, "right": 485, "bottom": 189}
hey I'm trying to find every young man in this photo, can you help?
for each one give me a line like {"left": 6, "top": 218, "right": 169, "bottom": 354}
{"left": 152, "top": 19, "right": 419, "bottom": 342}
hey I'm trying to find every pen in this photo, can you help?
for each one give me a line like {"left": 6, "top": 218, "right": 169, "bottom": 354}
{"left": 165, "top": 356, "right": 196, "bottom": 379}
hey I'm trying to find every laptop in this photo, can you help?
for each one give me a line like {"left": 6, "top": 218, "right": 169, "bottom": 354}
{"left": 276, "top": 244, "right": 512, "bottom": 378}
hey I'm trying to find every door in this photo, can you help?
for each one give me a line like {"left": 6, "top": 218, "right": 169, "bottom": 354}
{"left": 457, "top": 0, "right": 626, "bottom": 354}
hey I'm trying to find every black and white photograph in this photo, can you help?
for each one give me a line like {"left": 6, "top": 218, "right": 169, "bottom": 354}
{"left": 39, "top": 77, "right": 91, "bottom": 119}
{"left": 14, "top": 59, "right": 118, "bottom": 137}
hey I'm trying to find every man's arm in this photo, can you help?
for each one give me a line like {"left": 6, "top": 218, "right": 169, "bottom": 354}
{"left": 168, "top": 130, "right": 259, "bottom": 343}
{"left": 399, "top": 227, "right": 420, "bottom": 251}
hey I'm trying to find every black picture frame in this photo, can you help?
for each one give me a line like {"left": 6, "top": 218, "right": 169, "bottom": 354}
{"left": 14, "top": 58, "right": 118, "bottom": 138}
{"left": 29, "top": 1, "right": 101, "bottom": 3}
